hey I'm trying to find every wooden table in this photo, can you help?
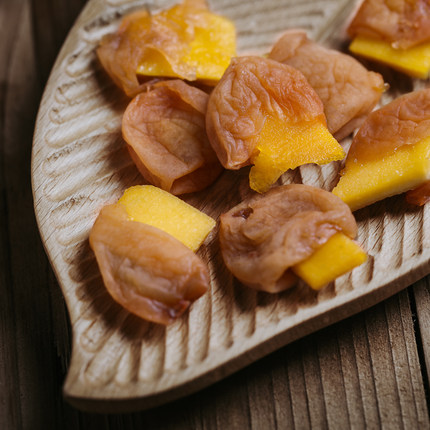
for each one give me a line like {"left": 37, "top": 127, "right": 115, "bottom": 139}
{"left": 1, "top": 0, "right": 430, "bottom": 428}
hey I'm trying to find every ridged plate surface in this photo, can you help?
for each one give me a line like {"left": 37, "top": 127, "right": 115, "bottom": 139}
{"left": 32, "top": 0, "right": 430, "bottom": 412}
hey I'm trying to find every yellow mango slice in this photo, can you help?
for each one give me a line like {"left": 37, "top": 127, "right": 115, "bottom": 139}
{"left": 350, "top": 36, "right": 430, "bottom": 79}
{"left": 332, "top": 136, "right": 430, "bottom": 212}
{"left": 136, "top": 6, "right": 236, "bottom": 83}
{"left": 183, "top": 13, "right": 236, "bottom": 83}
{"left": 292, "top": 233, "right": 367, "bottom": 290}
{"left": 118, "top": 185, "right": 215, "bottom": 251}
{"left": 249, "top": 117, "right": 345, "bottom": 193}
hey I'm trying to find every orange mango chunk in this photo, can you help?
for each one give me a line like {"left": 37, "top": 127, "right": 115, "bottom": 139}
{"left": 350, "top": 36, "right": 430, "bottom": 79}
{"left": 292, "top": 233, "right": 367, "bottom": 290}
{"left": 118, "top": 185, "right": 215, "bottom": 251}
{"left": 136, "top": 4, "right": 236, "bottom": 83}
{"left": 250, "top": 116, "right": 345, "bottom": 193}
{"left": 333, "top": 136, "right": 430, "bottom": 212}
{"left": 332, "top": 89, "right": 430, "bottom": 211}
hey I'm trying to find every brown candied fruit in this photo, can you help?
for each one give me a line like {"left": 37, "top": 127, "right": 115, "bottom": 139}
{"left": 89, "top": 203, "right": 210, "bottom": 325}
{"left": 332, "top": 89, "right": 430, "bottom": 211}
{"left": 97, "top": 9, "right": 155, "bottom": 97}
{"left": 347, "top": 0, "right": 430, "bottom": 49}
{"left": 205, "top": 56, "right": 344, "bottom": 193}
{"left": 406, "top": 181, "right": 430, "bottom": 206}
{"left": 219, "top": 184, "right": 357, "bottom": 293}
{"left": 269, "top": 30, "right": 385, "bottom": 140}
{"left": 122, "top": 79, "right": 223, "bottom": 195}
{"left": 96, "top": 0, "right": 236, "bottom": 97}
{"left": 346, "top": 88, "right": 430, "bottom": 163}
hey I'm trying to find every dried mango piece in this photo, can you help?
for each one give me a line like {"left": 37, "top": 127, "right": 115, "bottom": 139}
{"left": 136, "top": 6, "right": 236, "bottom": 84}
{"left": 332, "top": 89, "right": 430, "bottom": 211}
{"left": 89, "top": 186, "right": 215, "bottom": 325}
{"left": 206, "top": 56, "right": 345, "bottom": 194}
{"left": 249, "top": 117, "right": 344, "bottom": 193}
{"left": 350, "top": 36, "right": 430, "bottom": 79}
{"left": 219, "top": 184, "right": 359, "bottom": 293}
{"left": 118, "top": 185, "right": 216, "bottom": 251}
{"left": 333, "top": 136, "right": 430, "bottom": 211}
{"left": 269, "top": 30, "right": 385, "bottom": 140}
{"left": 97, "top": 0, "right": 236, "bottom": 96}
{"left": 292, "top": 233, "right": 367, "bottom": 290}
{"left": 347, "top": 0, "right": 430, "bottom": 50}
{"left": 122, "top": 80, "right": 223, "bottom": 195}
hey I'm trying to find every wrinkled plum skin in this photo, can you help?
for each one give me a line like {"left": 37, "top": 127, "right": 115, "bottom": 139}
{"left": 348, "top": 0, "right": 430, "bottom": 49}
{"left": 96, "top": 3, "right": 212, "bottom": 97}
{"left": 406, "top": 181, "right": 430, "bottom": 206}
{"left": 122, "top": 80, "right": 223, "bottom": 195}
{"left": 219, "top": 184, "right": 357, "bottom": 293}
{"left": 348, "top": 88, "right": 430, "bottom": 163}
{"left": 205, "top": 56, "right": 326, "bottom": 170}
{"left": 89, "top": 203, "right": 209, "bottom": 325}
{"left": 97, "top": 10, "right": 157, "bottom": 97}
{"left": 269, "top": 30, "right": 384, "bottom": 140}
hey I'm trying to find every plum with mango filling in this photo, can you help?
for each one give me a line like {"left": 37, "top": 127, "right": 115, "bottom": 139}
{"left": 219, "top": 184, "right": 360, "bottom": 293}
{"left": 89, "top": 186, "right": 215, "bottom": 325}
{"left": 206, "top": 56, "right": 344, "bottom": 193}
{"left": 347, "top": 0, "right": 430, "bottom": 50}
{"left": 332, "top": 88, "right": 430, "bottom": 211}
{"left": 347, "top": 0, "right": 430, "bottom": 78}
{"left": 96, "top": 0, "right": 236, "bottom": 97}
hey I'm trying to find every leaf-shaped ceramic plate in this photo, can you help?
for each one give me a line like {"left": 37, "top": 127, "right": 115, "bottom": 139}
{"left": 32, "top": 0, "right": 430, "bottom": 413}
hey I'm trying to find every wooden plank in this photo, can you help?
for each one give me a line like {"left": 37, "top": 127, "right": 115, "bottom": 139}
{"left": 317, "top": 327, "right": 350, "bottom": 429}
{"left": 2, "top": 1, "right": 63, "bottom": 428}
{"left": 0, "top": 2, "right": 40, "bottom": 429}
{"left": 0, "top": 0, "right": 90, "bottom": 429}
{"left": 30, "top": 0, "right": 89, "bottom": 85}
{"left": 413, "top": 278, "right": 430, "bottom": 387}
{"left": 388, "top": 289, "right": 429, "bottom": 427}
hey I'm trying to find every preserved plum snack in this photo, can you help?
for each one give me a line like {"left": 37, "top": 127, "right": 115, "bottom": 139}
{"left": 89, "top": 186, "right": 215, "bottom": 325}
{"left": 348, "top": 0, "right": 430, "bottom": 50}
{"left": 122, "top": 80, "right": 223, "bottom": 195}
{"left": 97, "top": 0, "right": 236, "bottom": 96}
{"left": 333, "top": 89, "right": 430, "bottom": 211}
{"left": 219, "top": 184, "right": 361, "bottom": 293}
{"left": 206, "top": 56, "right": 345, "bottom": 193}
{"left": 347, "top": 0, "right": 430, "bottom": 78}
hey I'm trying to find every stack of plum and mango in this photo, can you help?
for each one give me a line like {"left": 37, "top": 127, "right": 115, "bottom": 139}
{"left": 91, "top": 0, "right": 430, "bottom": 324}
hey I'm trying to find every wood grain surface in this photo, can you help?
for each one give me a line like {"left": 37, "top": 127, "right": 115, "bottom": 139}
{"left": 1, "top": 0, "right": 430, "bottom": 428}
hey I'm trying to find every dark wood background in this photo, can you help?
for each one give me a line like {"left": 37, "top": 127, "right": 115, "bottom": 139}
{"left": 1, "top": 0, "right": 430, "bottom": 428}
